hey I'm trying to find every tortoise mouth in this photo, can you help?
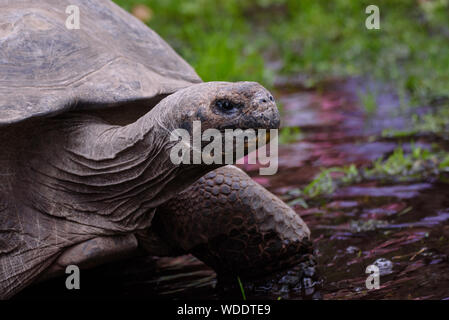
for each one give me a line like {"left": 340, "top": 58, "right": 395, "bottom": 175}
{"left": 215, "top": 130, "right": 273, "bottom": 158}
{"left": 243, "top": 130, "right": 271, "bottom": 151}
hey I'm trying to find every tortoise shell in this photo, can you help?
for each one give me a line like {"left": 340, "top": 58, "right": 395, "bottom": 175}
{"left": 0, "top": 0, "right": 201, "bottom": 126}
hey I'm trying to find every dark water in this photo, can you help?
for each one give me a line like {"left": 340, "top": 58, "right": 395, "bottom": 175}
{"left": 17, "top": 79, "right": 449, "bottom": 300}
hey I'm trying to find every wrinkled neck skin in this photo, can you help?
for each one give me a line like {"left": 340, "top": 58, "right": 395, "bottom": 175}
{"left": 0, "top": 95, "right": 219, "bottom": 300}
{"left": 17, "top": 95, "right": 216, "bottom": 234}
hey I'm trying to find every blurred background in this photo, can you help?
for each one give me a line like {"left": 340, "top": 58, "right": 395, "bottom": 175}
{"left": 113, "top": 0, "right": 449, "bottom": 100}
{"left": 102, "top": 1, "right": 449, "bottom": 299}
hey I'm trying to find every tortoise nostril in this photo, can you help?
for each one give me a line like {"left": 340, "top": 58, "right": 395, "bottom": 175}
{"left": 269, "top": 95, "right": 274, "bottom": 102}
{"left": 260, "top": 98, "right": 268, "bottom": 103}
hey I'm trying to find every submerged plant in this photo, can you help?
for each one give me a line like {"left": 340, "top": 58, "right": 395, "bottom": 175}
{"left": 237, "top": 276, "right": 247, "bottom": 301}
{"left": 279, "top": 126, "right": 303, "bottom": 144}
{"left": 287, "top": 145, "right": 449, "bottom": 205}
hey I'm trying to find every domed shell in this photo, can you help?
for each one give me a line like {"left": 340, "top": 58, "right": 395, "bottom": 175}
{"left": 0, "top": 0, "right": 201, "bottom": 126}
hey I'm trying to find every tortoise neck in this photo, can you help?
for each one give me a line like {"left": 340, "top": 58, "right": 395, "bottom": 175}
{"left": 19, "top": 108, "right": 213, "bottom": 234}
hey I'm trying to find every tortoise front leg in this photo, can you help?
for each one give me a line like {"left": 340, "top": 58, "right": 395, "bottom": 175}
{"left": 150, "top": 165, "right": 312, "bottom": 278}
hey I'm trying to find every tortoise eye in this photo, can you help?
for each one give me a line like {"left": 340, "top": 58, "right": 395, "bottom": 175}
{"left": 215, "top": 99, "right": 242, "bottom": 113}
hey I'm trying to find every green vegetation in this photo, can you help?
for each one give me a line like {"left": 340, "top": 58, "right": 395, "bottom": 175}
{"left": 383, "top": 103, "right": 449, "bottom": 139}
{"left": 113, "top": 0, "right": 272, "bottom": 83}
{"left": 412, "top": 104, "right": 449, "bottom": 137}
{"left": 114, "top": 0, "right": 449, "bottom": 107}
{"left": 358, "top": 91, "right": 378, "bottom": 115}
{"left": 279, "top": 126, "right": 303, "bottom": 144}
{"left": 364, "top": 145, "right": 441, "bottom": 180}
{"left": 237, "top": 276, "right": 247, "bottom": 300}
{"left": 287, "top": 145, "right": 449, "bottom": 206}
{"left": 113, "top": 0, "right": 449, "bottom": 193}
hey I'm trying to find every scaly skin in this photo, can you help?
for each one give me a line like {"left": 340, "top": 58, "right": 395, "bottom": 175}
{"left": 151, "top": 165, "right": 311, "bottom": 278}
{"left": 0, "top": 81, "right": 280, "bottom": 299}
{"left": 39, "top": 165, "right": 312, "bottom": 289}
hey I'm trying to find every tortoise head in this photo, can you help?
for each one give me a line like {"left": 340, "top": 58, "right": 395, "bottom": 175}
{"left": 154, "top": 81, "right": 280, "bottom": 133}
{"left": 151, "top": 81, "right": 280, "bottom": 165}
{"left": 194, "top": 81, "right": 279, "bottom": 132}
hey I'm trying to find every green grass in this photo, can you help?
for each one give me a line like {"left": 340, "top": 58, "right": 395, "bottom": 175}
{"left": 358, "top": 91, "right": 378, "bottom": 115}
{"left": 237, "top": 276, "right": 247, "bottom": 300}
{"left": 365, "top": 145, "right": 434, "bottom": 179}
{"left": 279, "top": 126, "right": 303, "bottom": 144}
{"left": 113, "top": 0, "right": 271, "bottom": 83}
{"left": 270, "top": 1, "right": 449, "bottom": 104}
{"left": 412, "top": 104, "right": 449, "bottom": 136}
{"left": 382, "top": 102, "right": 449, "bottom": 138}
{"left": 287, "top": 145, "right": 449, "bottom": 205}
{"left": 113, "top": 0, "right": 449, "bottom": 108}
{"left": 113, "top": 0, "right": 449, "bottom": 188}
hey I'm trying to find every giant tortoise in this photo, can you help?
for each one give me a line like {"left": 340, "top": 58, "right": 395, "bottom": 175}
{"left": 0, "top": 0, "right": 311, "bottom": 299}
